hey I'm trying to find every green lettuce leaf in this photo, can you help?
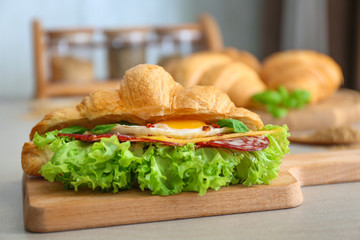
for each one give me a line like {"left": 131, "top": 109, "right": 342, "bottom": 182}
{"left": 33, "top": 130, "right": 59, "bottom": 150}
{"left": 36, "top": 124, "right": 290, "bottom": 196}
{"left": 33, "top": 130, "right": 74, "bottom": 152}
{"left": 232, "top": 124, "right": 290, "bottom": 186}
{"left": 135, "top": 144, "right": 241, "bottom": 196}
{"left": 40, "top": 136, "right": 142, "bottom": 192}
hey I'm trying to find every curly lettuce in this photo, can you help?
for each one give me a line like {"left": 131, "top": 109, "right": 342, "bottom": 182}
{"left": 35, "top": 124, "right": 289, "bottom": 196}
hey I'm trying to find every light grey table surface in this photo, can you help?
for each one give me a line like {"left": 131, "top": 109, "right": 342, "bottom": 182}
{"left": 1, "top": 100, "right": 359, "bottom": 240}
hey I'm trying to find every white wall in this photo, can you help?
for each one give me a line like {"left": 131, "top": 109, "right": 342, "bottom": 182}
{"left": 0, "top": 0, "right": 264, "bottom": 99}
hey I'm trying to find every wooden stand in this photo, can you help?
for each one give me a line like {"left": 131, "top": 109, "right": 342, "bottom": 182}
{"left": 32, "top": 14, "right": 223, "bottom": 99}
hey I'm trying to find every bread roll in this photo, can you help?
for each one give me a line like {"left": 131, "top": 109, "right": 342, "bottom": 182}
{"left": 221, "top": 47, "right": 262, "bottom": 73}
{"left": 167, "top": 49, "right": 263, "bottom": 107}
{"left": 261, "top": 50, "right": 343, "bottom": 103}
{"left": 171, "top": 52, "right": 232, "bottom": 87}
{"left": 198, "top": 62, "right": 266, "bottom": 107}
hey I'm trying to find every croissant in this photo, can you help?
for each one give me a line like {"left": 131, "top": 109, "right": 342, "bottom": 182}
{"left": 169, "top": 49, "right": 264, "bottom": 107}
{"left": 260, "top": 50, "right": 343, "bottom": 103}
{"left": 198, "top": 62, "right": 266, "bottom": 107}
{"left": 170, "top": 52, "right": 232, "bottom": 88}
{"left": 220, "top": 47, "right": 262, "bottom": 73}
{"left": 23, "top": 64, "right": 264, "bottom": 176}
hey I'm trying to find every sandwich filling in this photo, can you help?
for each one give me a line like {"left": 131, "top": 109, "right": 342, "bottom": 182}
{"left": 33, "top": 119, "right": 289, "bottom": 196}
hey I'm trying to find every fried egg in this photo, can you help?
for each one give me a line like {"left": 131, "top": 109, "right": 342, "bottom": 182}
{"left": 109, "top": 120, "right": 232, "bottom": 139}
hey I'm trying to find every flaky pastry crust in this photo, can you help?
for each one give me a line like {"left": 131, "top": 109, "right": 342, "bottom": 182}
{"left": 21, "top": 142, "right": 54, "bottom": 176}
{"left": 23, "top": 64, "right": 264, "bottom": 176}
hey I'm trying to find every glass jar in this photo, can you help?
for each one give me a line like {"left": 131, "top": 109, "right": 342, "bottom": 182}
{"left": 47, "top": 29, "right": 94, "bottom": 83}
{"left": 104, "top": 27, "right": 150, "bottom": 79}
{"left": 155, "top": 24, "right": 204, "bottom": 66}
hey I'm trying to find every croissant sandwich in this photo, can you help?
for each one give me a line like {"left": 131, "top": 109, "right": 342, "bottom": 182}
{"left": 21, "top": 64, "right": 289, "bottom": 196}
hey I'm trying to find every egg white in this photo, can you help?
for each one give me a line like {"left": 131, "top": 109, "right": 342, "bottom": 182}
{"left": 109, "top": 123, "right": 232, "bottom": 139}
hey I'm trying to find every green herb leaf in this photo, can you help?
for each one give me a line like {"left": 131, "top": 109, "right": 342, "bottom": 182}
{"left": 215, "top": 119, "right": 249, "bottom": 133}
{"left": 266, "top": 105, "right": 288, "bottom": 119}
{"left": 90, "top": 124, "right": 117, "bottom": 134}
{"left": 288, "top": 89, "right": 311, "bottom": 108}
{"left": 252, "top": 86, "right": 311, "bottom": 118}
{"left": 59, "top": 126, "right": 89, "bottom": 134}
{"left": 117, "top": 121, "right": 138, "bottom": 126}
{"left": 251, "top": 91, "right": 282, "bottom": 105}
{"left": 278, "top": 86, "right": 289, "bottom": 99}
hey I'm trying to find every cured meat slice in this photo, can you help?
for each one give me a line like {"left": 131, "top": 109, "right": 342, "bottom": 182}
{"left": 196, "top": 135, "right": 270, "bottom": 151}
{"left": 58, "top": 133, "right": 270, "bottom": 151}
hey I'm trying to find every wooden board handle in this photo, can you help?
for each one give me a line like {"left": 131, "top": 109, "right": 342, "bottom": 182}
{"left": 282, "top": 149, "right": 360, "bottom": 186}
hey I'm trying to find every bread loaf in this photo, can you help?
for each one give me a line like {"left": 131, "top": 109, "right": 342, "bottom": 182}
{"left": 261, "top": 50, "right": 343, "bottom": 103}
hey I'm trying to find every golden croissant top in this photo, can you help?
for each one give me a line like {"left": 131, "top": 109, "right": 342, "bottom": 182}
{"left": 29, "top": 64, "right": 264, "bottom": 139}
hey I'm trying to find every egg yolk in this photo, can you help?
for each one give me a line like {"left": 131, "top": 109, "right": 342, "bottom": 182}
{"left": 156, "top": 120, "right": 208, "bottom": 129}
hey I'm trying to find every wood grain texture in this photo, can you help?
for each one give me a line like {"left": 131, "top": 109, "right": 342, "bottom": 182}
{"left": 251, "top": 89, "right": 360, "bottom": 131}
{"left": 33, "top": 20, "right": 47, "bottom": 99}
{"left": 22, "top": 149, "right": 360, "bottom": 233}
{"left": 198, "top": 13, "right": 223, "bottom": 51}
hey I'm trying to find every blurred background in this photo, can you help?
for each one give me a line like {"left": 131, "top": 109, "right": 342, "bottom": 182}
{"left": 0, "top": 0, "right": 358, "bottom": 100}
{"left": 2, "top": 1, "right": 360, "bottom": 237}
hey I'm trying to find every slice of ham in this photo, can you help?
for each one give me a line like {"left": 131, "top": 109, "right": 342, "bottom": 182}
{"left": 57, "top": 133, "right": 269, "bottom": 151}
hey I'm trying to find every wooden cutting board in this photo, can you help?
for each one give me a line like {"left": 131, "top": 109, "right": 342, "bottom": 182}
{"left": 251, "top": 88, "right": 360, "bottom": 131}
{"left": 23, "top": 149, "right": 360, "bottom": 233}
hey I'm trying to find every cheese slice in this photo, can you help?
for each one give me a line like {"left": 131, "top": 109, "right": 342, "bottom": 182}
{"left": 138, "top": 128, "right": 281, "bottom": 144}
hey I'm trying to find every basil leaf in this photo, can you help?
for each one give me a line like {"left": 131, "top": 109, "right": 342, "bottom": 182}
{"left": 252, "top": 91, "right": 282, "bottom": 105}
{"left": 59, "top": 125, "right": 89, "bottom": 134}
{"left": 266, "top": 105, "right": 288, "bottom": 119}
{"left": 215, "top": 119, "right": 249, "bottom": 133}
{"left": 289, "top": 89, "right": 311, "bottom": 108}
{"left": 90, "top": 124, "right": 117, "bottom": 134}
{"left": 118, "top": 121, "right": 138, "bottom": 126}
{"left": 252, "top": 86, "right": 311, "bottom": 118}
{"left": 278, "top": 86, "right": 289, "bottom": 99}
